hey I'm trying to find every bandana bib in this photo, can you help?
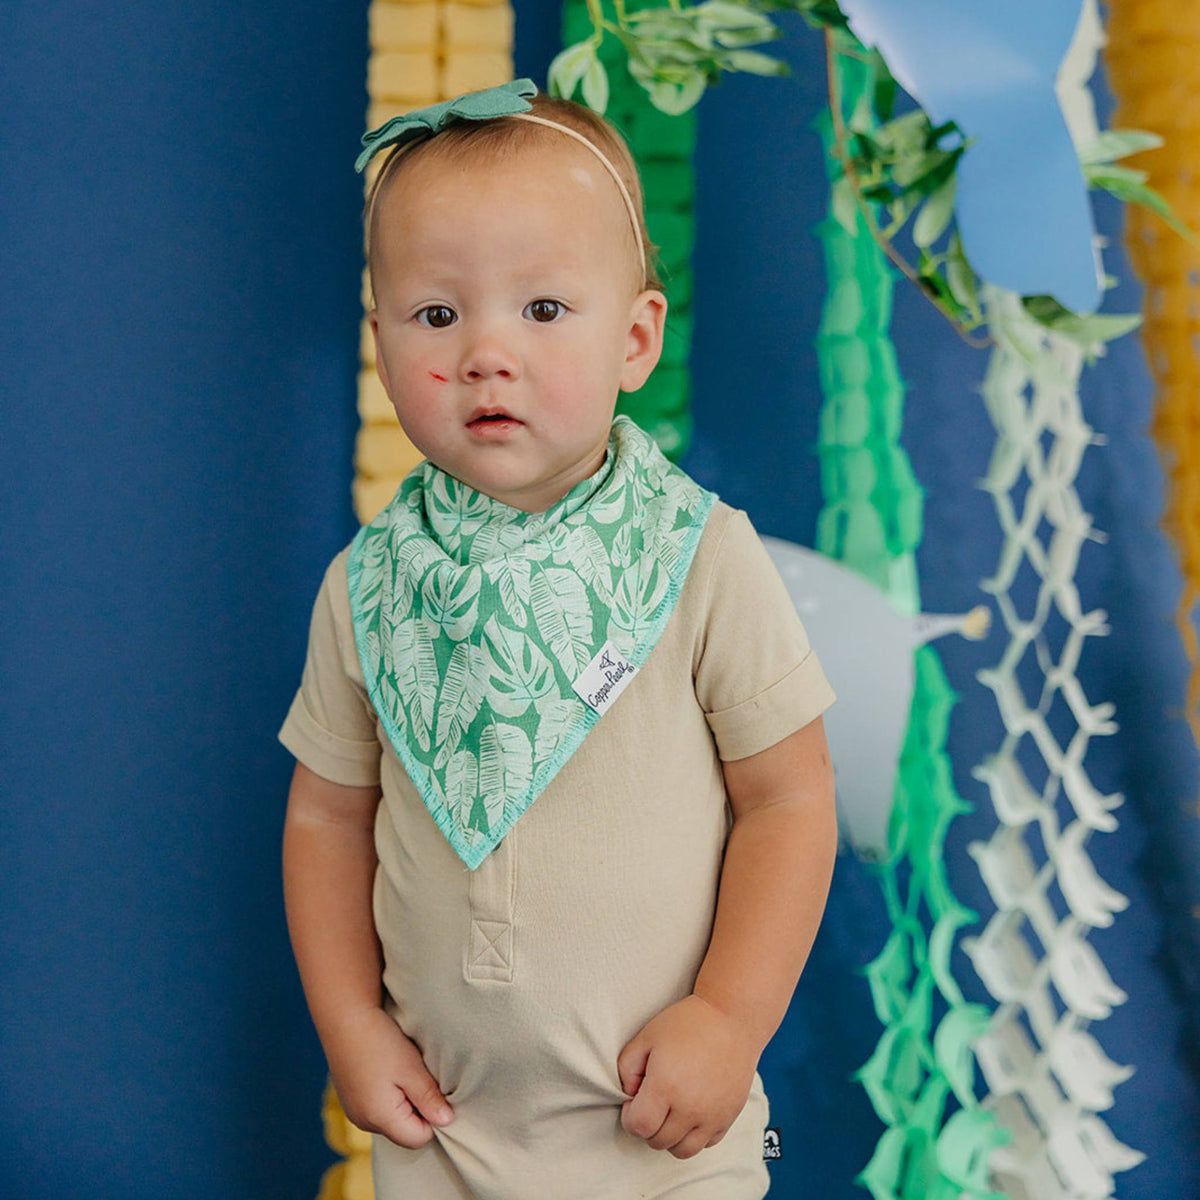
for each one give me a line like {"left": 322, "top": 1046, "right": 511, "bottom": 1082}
{"left": 347, "top": 417, "right": 716, "bottom": 868}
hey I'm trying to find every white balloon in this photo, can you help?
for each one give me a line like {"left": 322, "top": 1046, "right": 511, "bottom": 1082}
{"left": 760, "top": 536, "right": 988, "bottom": 860}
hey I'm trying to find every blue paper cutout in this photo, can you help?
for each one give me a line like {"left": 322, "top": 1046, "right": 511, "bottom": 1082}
{"left": 839, "top": 0, "right": 1103, "bottom": 314}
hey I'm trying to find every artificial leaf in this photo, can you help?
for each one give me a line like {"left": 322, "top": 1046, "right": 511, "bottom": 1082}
{"left": 548, "top": 39, "right": 596, "bottom": 102}
{"left": 581, "top": 56, "right": 610, "bottom": 113}
{"left": 913, "top": 175, "right": 956, "bottom": 248}
{"left": 723, "top": 49, "right": 789, "bottom": 76}
{"left": 1022, "top": 294, "right": 1142, "bottom": 349}
{"left": 1086, "top": 167, "right": 1197, "bottom": 244}
{"left": 1077, "top": 127, "right": 1163, "bottom": 166}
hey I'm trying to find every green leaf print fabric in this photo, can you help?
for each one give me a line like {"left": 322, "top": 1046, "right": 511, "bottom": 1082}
{"left": 347, "top": 416, "right": 716, "bottom": 868}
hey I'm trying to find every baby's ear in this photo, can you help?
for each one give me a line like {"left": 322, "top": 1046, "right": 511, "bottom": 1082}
{"left": 619, "top": 290, "right": 668, "bottom": 393}
{"left": 368, "top": 310, "right": 392, "bottom": 398}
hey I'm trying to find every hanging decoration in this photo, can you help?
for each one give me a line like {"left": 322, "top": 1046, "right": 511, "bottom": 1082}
{"left": 557, "top": 0, "right": 698, "bottom": 460}
{"left": 836, "top": 0, "right": 1104, "bottom": 315}
{"left": 554, "top": 0, "right": 1176, "bottom": 346}
{"left": 353, "top": 0, "right": 517, "bottom": 526}
{"left": 1105, "top": 3, "right": 1200, "bottom": 761}
{"left": 316, "top": 0, "right": 1194, "bottom": 1193}
{"left": 958, "top": 8, "right": 1142, "bottom": 1195}
{"left": 964, "top": 282, "right": 1144, "bottom": 1198}
{"left": 821, "top": 4, "right": 1142, "bottom": 1194}
{"left": 814, "top": 44, "right": 1007, "bottom": 1200}
{"left": 326, "top": 1, "right": 517, "bottom": 1194}
{"left": 762, "top": 536, "right": 989, "bottom": 861}
{"left": 552, "top": 0, "right": 1187, "bottom": 1192}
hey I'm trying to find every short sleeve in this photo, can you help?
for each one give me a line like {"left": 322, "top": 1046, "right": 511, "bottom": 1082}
{"left": 278, "top": 549, "right": 383, "bottom": 787}
{"left": 694, "top": 508, "right": 836, "bottom": 761}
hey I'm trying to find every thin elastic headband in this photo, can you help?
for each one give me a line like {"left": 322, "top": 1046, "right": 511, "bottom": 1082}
{"left": 506, "top": 113, "right": 647, "bottom": 277}
{"left": 358, "top": 80, "right": 648, "bottom": 280}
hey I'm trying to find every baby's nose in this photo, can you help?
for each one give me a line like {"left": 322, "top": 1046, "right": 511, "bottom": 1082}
{"left": 459, "top": 332, "right": 519, "bottom": 382}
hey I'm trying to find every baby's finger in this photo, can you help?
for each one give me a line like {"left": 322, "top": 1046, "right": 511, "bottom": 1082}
{"left": 668, "top": 1126, "right": 710, "bottom": 1160}
{"left": 377, "top": 1090, "right": 434, "bottom": 1149}
{"left": 646, "top": 1110, "right": 692, "bottom": 1152}
{"left": 621, "top": 1088, "right": 669, "bottom": 1142}
{"left": 395, "top": 1046, "right": 455, "bottom": 1127}
{"left": 703, "top": 1126, "right": 729, "bottom": 1149}
{"left": 406, "top": 1079, "right": 453, "bottom": 1128}
{"left": 616, "top": 1035, "right": 650, "bottom": 1098}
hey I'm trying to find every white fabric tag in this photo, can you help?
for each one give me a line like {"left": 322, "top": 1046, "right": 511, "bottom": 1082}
{"left": 572, "top": 641, "right": 637, "bottom": 716}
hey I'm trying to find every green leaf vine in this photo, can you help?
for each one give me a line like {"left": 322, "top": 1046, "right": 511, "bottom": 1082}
{"left": 548, "top": 0, "right": 1191, "bottom": 350}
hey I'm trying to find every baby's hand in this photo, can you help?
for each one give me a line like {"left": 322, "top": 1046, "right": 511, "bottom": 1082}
{"left": 616, "top": 995, "right": 760, "bottom": 1160}
{"left": 325, "top": 1006, "right": 454, "bottom": 1149}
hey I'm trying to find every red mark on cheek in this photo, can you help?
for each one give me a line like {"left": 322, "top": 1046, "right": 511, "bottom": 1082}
{"left": 429, "top": 371, "right": 448, "bottom": 383}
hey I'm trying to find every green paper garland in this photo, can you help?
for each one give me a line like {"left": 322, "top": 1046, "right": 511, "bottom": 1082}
{"left": 561, "top": 0, "right": 695, "bottom": 460}
{"left": 815, "top": 49, "right": 1007, "bottom": 1200}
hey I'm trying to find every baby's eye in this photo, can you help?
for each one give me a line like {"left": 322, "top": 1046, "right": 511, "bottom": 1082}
{"left": 524, "top": 299, "right": 565, "bottom": 323}
{"left": 417, "top": 305, "right": 457, "bottom": 328}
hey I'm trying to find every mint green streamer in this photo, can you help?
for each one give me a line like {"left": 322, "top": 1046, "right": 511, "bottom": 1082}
{"left": 560, "top": 0, "right": 695, "bottom": 460}
{"left": 815, "top": 42, "right": 1006, "bottom": 1200}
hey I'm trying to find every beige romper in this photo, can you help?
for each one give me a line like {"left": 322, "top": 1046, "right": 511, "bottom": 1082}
{"left": 279, "top": 500, "right": 836, "bottom": 1199}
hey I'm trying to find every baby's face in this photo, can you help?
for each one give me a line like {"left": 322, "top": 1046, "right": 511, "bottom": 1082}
{"left": 369, "top": 139, "right": 665, "bottom": 512}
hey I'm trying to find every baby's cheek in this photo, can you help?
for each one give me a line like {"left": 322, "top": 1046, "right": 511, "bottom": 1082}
{"left": 387, "top": 363, "right": 453, "bottom": 445}
{"left": 394, "top": 361, "right": 450, "bottom": 410}
{"left": 551, "top": 355, "right": 618, "bottom": 421}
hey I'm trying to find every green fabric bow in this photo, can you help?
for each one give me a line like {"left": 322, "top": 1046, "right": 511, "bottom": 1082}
{"left": 355, "top": 78, "right": 540, "bottom": 173}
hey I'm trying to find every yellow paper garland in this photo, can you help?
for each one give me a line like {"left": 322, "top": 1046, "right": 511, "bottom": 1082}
{"left": 322, "top": 4, "right": 516, "bottom": 1195}
{"left": 352, "top": 0, "right": 516, "bottom": 528}
{"left": 1105, "top": 1, "right": 1200, "bottom": 753}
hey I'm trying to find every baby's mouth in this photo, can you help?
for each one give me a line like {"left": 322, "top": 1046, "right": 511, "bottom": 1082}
{"left": 467, "top": 407, "right": 522, "bottom": 430}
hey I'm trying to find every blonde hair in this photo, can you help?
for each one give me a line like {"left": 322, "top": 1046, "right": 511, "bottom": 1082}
{"left": 364, "top": 93, "right": 663, "bottom": 300}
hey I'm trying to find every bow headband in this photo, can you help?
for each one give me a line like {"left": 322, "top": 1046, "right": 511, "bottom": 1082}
{"left": 356, "top": 79, "right": 646, "bottom": 276}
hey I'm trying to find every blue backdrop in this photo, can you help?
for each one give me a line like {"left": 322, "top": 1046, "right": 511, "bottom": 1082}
{"left": 2, "top": 2, "right": 1198, "bottom": 1196}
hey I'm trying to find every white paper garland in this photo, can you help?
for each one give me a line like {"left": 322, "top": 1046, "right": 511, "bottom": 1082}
{"left": 966, "top": 282, "right": 1143, "bottom": 1196}
{"left": 960, "top": 9, "right": 1145, "bottom": 1196}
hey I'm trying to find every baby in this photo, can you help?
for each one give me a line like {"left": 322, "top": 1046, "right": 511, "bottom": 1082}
{"left": 280, "top": 80, "right": 837, "bottom": 1199}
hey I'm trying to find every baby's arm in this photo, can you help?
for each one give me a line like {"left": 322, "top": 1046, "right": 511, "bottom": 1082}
{"left": 617, "top": 715, "right": 837, "bottom": 1159}
{"left": 282, "top": 761, "right": 454, "bottom": 1146}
